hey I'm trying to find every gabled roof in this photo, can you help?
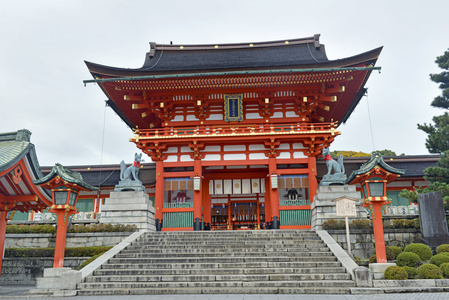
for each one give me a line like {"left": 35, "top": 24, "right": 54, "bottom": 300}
{"left": 34, "top": 163, "right": 98, "bottom": 191}
{"left": 0, "top": 129, "right": 52, "bottom": 212}
{"left": 346, "top": 153, "right": 406, "bottom": 184}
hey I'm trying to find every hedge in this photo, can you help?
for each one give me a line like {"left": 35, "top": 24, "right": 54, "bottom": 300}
{"left": 384, "top": 266, "right": 408, "bottom": 280}
{"left": 6, "top": 223, "right": 137, "bottom": 234}
{"left": 417, "top": 264, "right": 443, "bottom": 279}
{"left": 5, "top": 246, "right": 112, "bottom": 258}
{"left": 396, "top": 252, "right": 421, "bottom": 268}
{"left": 404, "top": 243, "right": 432, "bottom": 261}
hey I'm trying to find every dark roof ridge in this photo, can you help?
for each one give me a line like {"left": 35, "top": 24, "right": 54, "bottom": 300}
{"left": 152, "top": 34, "right": 321, "bottom": 52}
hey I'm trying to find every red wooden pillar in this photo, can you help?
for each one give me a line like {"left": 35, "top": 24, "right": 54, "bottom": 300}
{"left": 154, "top": 160, "right": 164, "bottom": 231}
{"left": 193, "top": 159, "right": 203, "bottom": 231}
{"left": 268, "top": 157, "right": 280, "bottom": 229}
{"left": 0, "top": 210, "right": 8, "bottom": 276}
{"left": 53, "top": 210, "right": 73, "bottom": 268}
{"left": 202, "top": 179, "right": 211, "bottom": 230}
{"left": 264, "top": 179, "right": 272, "bottom": 229}
{"left": 308, "top": 156, "right": 318, "bottom": 203}
{"left": 372, "top": 202, "right": 388, "bottom": 263}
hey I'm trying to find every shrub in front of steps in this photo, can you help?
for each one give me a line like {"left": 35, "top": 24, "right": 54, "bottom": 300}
{"left": 350, "top": 219, "right": 372, "bottom": 229}
{"left": 368, "top": 248, "right": 395, "bottom": 263}
{"left": 401, "top": 266, "right": 418, "bottom": 279}
{"left": 440, "top": 262, "right": 449, "bottom": 278}
{"left": 384, "top": 266, "right": 408, "bottom": 280}
{"left": 430, "top": 253, "right": 449, "bottom": 267}
{"left": 68, "top": 224, "right": 137, "bottom": 233}
{"left": 76, "top": 253, "right": 102, "bottom": 270}
{"left": 404, "top": 243, "right": 432, "bottom": 261}
{"left": 396, "top": 252, "right": 421, "bottom": 268}
{"left": 437, "top": 244, "right": 449, "bottom": 254}
{"left": 322, "top": 219, "right": 345, "bottom": 230}
{"left": 6, "top": 223, "right": 137, "bottom": 234}
{"left": 417, "top": 264, "right": 443, "bottom": 279}
{"left": 391, "top": 218, "right": 420, "bottom": 229}
{"left": 6, "top": 224, "right": 56, "bottom": 234}
{"left": 5, "top": 246, "right": 112, "bottom": 257}
{"left": 388, "top": 246, "right": 403, "bottom": 259}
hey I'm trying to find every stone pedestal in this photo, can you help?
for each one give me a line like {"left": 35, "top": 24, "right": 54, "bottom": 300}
{"left": 369, "top": 262, "right": 396, "bottom": 279}
{"left": 311, "top": 185, "right": 366, "bottom": 230}
{"left": 100, "top": 191, "right": 156, "bottom": 231}
{"left": 32, "top": 267, "right": 81, "bottom": 296}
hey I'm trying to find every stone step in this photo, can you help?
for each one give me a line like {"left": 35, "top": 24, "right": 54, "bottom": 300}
{"left": 78, "top": 279, "right": 355, "bottom": 289}
{"left": 93, "top": 266, "right": 347, "bottom": 276}
{"left": 131, "top": 243, "right": 325, "bottom": 249}
{"left": 84, "top": 273, "right": 351, "bottom": 283}
{"left": 122, "top": 245, "right": 330, "bottom": 253}
{"left": 115, "top": 252, "right": 333, "bottom": 258}
{"left": 114, "top": 252, "right": 333, "bottom": 258}
{"left": 107, "top": 255, "right": 337, "bottom": 264}
{"left": 77, "top": 286, "right": 353, "bottom": 295}
{"left": 100, "top": 261, "right": 343, "bottom": 270}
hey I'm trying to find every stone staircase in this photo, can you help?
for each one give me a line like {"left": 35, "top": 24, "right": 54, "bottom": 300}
{"left": 77, "top": 230, "right": 355, "bottom": 295}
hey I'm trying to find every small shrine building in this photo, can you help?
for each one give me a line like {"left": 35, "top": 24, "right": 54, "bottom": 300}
{"left": 85, "top": 34, "right": 382, "bottom": 231}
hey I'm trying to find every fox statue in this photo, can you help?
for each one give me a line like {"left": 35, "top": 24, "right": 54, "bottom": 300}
{"left": 120, "top": 153, "right": 144, "bottom": 181}
{"left": 322, "top": 147, "right": 345, "bottom": 176}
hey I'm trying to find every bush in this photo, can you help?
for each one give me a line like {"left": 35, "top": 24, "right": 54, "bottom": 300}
{"left": 6, "top": 223, "right": 138, "bottom": 234}
{"left": 5, "top": 246, "right": 112, "bottom": 258}
{"left": 440, "top": 262, "right": 449, "bottom": 278}
{"left": 404, "top": 243, "right": 432, "bottom": 261}
{"left": 68, "top": 223, "right": 137, "bottom": 233}
{"left": 369, "top": 254, "right": 377, "bottom": 264}
{"left": 322, "top": 219, "right": 345, "bottom": 230}
{"left": 76, "top": 253, "right": 103, "bottom": 270}
{"left": 386, "top": 247, "right": 395, "bottom": 261}
{"left": 351, "top": 219, "right": 372, "bottom": 229}
{"left": 384, "top": 266, "right": 408, "bottom": 280}
{"left": 396, "top": 252, "right": 421, "bottom": 268}
{"left": 437, "top": 244, "right": 449, "bottom": 254}
{"left": 388, "top": 246, "right": 403, "bottom": 259}
{"left": 391, "top": 218, "right": 420, "bottom": 229}
{"left": 417, "top": 264, "right": 443, "bottom": 279}
{"left": 6, "top": 225, "right": 56, "bottom": 234}
{"left": 401, "top": 266, "right": 418, "bottom": 279}
{"left": 430, "top": 253, "right": 449, "bottom": 267}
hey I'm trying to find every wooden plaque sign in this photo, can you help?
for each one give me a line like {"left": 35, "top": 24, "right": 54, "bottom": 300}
{"left": 333, "top": 196, "right": 357, "bottom": 217}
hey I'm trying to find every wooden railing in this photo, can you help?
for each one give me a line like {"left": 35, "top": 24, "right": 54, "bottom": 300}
{"left": 279, "top": 199, "right": 311, "bottom": 206}
{"left": 280, "top": 209, "right": 312, "bottom": 226}
{"left": 134, "top": 123, "right": 337, "bottom": 140}
{"left": 163, "top": 202, "right": 194, "bottom": 209}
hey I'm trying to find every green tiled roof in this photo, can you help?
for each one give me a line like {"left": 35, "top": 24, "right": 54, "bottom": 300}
{"left": 34, "top": 163, "right": 98, "bottom": 191}
{"left": 346, "top": 152, "right": 406, "bottom": 184}
{"left": 0, "top": 129, "right": 36, "bottom": 172}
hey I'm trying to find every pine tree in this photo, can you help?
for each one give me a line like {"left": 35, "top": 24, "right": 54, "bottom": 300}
{"left": 418, "top": 50, "right": 449, "bottom": 153}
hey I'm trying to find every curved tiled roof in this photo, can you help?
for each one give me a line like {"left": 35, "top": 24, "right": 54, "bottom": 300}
{"left": 34, "top": 163, "right": 98, "bottom": 191}
{"left": 85, "top": 35, "right": 381, "bottom": 77}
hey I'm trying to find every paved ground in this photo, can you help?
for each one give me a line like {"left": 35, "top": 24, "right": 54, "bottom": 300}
{"left": 1, "top": 286, "right": 449, "bottom": 300}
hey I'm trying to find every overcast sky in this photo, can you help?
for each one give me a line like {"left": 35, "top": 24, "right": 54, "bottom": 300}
{"left": 1, "top": 0, "right": 448, "bottom": 167}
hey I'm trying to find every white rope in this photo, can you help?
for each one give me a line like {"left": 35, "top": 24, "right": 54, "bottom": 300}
{"left": 365, "top": 90, "right": 376, "bottom": 151}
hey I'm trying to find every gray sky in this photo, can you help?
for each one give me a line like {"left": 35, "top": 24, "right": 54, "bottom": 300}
{"left": 1, "top": 0, "right": 447, "bottom": 167}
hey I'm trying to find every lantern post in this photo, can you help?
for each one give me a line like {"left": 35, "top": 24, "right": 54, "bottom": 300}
{"left": 346, "top": 153, "right": 405, "bottom": 263}
{"left": 34, "top": 164, "right": 97, "bottom": 268}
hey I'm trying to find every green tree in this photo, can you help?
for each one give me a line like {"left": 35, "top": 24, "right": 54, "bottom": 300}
{"left": 400, "top": 151, "right": 449, "bottom": 209}
{"left": 371, "top": 149, "right": 405, "bottom": 156}
{"left": 418, "top": 50, "right": 449, "bottom": 153}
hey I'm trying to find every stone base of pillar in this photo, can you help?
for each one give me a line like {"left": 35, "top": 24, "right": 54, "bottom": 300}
{"left": 100, "top": 191, "right": 156, "bottom": 232}
{"left": 31, "top": 267, "right": 81, "bottom": 296}
{"left": 311, "top": 185, "right": 366, "bottom": 231}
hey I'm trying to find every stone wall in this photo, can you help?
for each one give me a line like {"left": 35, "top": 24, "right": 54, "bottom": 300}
{"left": 327, "top": 228, "right": 422, "bottom": 259}
{"left": 5, "top": 232, "right": 132, "bottom": 248}
{"left": 0, "top": 257, "right": 87, "bottom": 285}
